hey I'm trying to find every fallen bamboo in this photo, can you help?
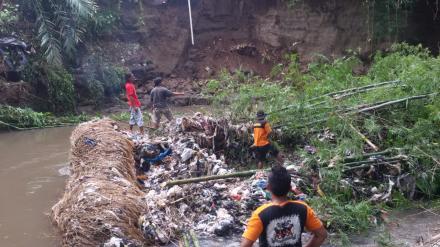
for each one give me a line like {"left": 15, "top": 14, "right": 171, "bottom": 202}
{"left": 294, "top": 92, "right": 438, "bottom": 128}
{"left": 278, "top": 80, "right": 401, "bottom": 113}
{"left": 340, "top": 148, "right": 403, "bottom": 163}
{"left": 342, "top": 155, "right": 407, "bottom": 168}
{"left": 311, "top": 80, "right": 400, "bottom": 101}
{"left": 348, "top": 122, "right": 379, "bottom": 151}
{"left": 165, "top": 169, "right": 269, "bottom": 187}
{"left": 343, "top": 160, "right": 402, "bottom": 172}
{"left": 190, "top": 230, "right": 200, "bottom": 247}
{"left": 356, "top": 93, "right": 438, "bottom": 113}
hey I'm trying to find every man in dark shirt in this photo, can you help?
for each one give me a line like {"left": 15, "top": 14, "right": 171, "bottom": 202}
{"left": 149, "top": 77, "right": 184, "bottom": 128}
{"left": 241, "top": 166, "right": 327, "bottom": 247}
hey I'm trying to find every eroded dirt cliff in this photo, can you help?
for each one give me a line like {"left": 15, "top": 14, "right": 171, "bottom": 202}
{"left": 85, "top": 0, "right": 370, "bottom": 82}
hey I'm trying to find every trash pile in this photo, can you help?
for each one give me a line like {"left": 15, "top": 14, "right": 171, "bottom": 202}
{"left": 129, "top": 113, "right": 307, "bottom": 244}
{"left": 51, "top": 119, "right": 151, "bottom": 247}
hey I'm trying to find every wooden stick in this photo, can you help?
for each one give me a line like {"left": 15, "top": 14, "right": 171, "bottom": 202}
{"left": 165, "top": 169, "right": 269, "bottom": 187}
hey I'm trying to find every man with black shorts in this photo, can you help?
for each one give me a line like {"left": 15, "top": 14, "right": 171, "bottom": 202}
{"left": 252, "top": 110, "right": 282, "bottom": 169}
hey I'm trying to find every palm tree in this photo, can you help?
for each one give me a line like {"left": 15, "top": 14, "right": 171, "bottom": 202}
{"left": 32, "top": 0, "right": 97, "bottom": 65}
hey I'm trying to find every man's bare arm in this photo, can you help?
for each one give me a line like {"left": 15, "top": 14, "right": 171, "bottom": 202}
{"left": 240, "top": 237, "right": 254, "bottom": 247}
{"left": 172, "top": 92, "right": 185, "bottom": 96}
{"left": 304, "top": 226, "right": 327, "bottom": 247}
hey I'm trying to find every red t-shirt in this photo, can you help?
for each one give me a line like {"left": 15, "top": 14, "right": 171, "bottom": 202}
{"left": 125, "top": 82, "right": 141, "bottom": 107}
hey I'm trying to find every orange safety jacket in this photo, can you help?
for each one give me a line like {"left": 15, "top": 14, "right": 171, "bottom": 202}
{"left": 253, "top": 121, "right": 272, "bottom": 147}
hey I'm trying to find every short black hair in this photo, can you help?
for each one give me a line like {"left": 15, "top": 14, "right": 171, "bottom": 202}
{"left": 268, "top": 165, "right": 291, "bottom": 197}
{"left": 153, "top": 77, "right": 162, "bottom": 86}
{"left": 125, "top": 73, "right": 133, "bottom": 81}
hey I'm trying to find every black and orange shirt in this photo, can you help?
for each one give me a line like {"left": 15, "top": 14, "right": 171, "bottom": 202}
{"left": 253, "top": 121, "right": 272, "bottom": 147}
{"left": 242, "top": 200, "right": 323, "bottom": 247}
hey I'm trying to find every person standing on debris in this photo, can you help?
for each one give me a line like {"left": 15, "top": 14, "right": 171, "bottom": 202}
{"left": 125, "top": 73, "right": 144, "bottom": 135}
{"left": 252, "top": 110, "right": 282, "bottom": 169}
{"left": 241, "top": 166, "right": 327, "bottom": 247}
{"left": 149, "top": 77, "right": 184, "bottom": 129}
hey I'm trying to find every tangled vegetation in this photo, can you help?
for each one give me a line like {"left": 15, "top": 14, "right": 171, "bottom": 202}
{"left": 207, "top": 43, "right": 440, "bottom": 242}
{"left": 0, "top": 105, "right": 88, "bottom": 130}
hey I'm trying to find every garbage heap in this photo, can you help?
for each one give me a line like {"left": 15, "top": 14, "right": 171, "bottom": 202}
{"left": 51, "top": 119, "right": 152, "bottom": 246}
{"left": 131, "top": 113, "right": 307, "bottom": 244}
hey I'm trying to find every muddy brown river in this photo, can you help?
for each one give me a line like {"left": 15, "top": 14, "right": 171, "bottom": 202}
{"left": 0, "top": 127, "right": 72, "bottom": 247}
{"left": 0, "top": 125, "right": 438, "bottom": 247}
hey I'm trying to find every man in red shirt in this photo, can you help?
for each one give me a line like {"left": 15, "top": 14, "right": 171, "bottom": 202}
{"left": 125, "top": 73, "right": 144, "bottom": 135}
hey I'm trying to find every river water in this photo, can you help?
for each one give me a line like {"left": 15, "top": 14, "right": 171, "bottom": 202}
{"left": 0, "top": 127, "right": 72, "bottom": 247}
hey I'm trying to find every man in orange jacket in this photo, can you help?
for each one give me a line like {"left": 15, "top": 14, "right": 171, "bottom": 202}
{"left": 252, "top": 110, "right": 282, "bottom": 169}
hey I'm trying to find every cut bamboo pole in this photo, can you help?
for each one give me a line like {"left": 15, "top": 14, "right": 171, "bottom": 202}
{"left": 342, "top": 156, "right": 407, "bottom": 167}
{"left": 295, "top": 92, "right": 437, "bottom": 128}
{"left": 190, "top": 230, "right": 200, "bottom": 247}
{"left": 348, "top": 122, "right": 379, "bottom": 151}
{"left": 307, "top": 80, "right": 400, "bottom": 102}
{"left": 343, "top": 160, "right": 402, "bottom": 172}
{"left": 356, "top": 93, "right": 437, "bottom": 113}
{"left": 165, "top": 169, "right": 269, "bottom": 187}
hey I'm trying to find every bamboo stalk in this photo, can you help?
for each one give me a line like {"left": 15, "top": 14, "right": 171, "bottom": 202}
{"left": 343, "top": 160, "right": 402, "bottom": 172}
{"left": 182, "top": 233, "right": 190, "bottom": 247}
{"left": 347, "top": 122, "right": 379, "bottom": 151}
{"left": 294, "top": 93, "right": 437, "bottom": 128}
{"left": 356, "top": 93, "right": 437, "bottom": 113}
{"left": 165, "top": 169, "right": 269, "bottom": 187}
{"left": 309, "top": 80, "right": 400, "bottom": 102}
{"left": 340, "top": 149, "right": 401, "bottom": 163}
{"left": 342, "top": 156, "right": 407, "bottom": 167}
{"left": 189, "top": 230, "right": 200, "bottom": 247}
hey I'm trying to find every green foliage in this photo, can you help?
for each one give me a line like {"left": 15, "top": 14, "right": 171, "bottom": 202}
{"left": 109, "top": 112, "right": 130, "bottom": 122}
{"left": 215, "top": 43, "right": 440, "bottom": 236}
{"left": 46, "top": 67, "right": 76, "bottom": 113}
{"left": 204, "top": 79, "right": 221, "bottom": 95}
{"left": 22, "top": 62, "right": 76, "bottom": 113}
{"left": 0, "top": 105, "right": 87, "bottom": 129}
{"left": 0, "top": 2, "right": 19, "bottom": 33}
{"left": 18, "top": 0, "right": 97, "bottom": 65}
{"left": 87, "top": 9, "right": 119, "bottom": 37}
{"left": 80, "top": 59, "right": 126, "bottom": 105}
{"left": 308, "top": 196, "right": 374, "bottom": 233}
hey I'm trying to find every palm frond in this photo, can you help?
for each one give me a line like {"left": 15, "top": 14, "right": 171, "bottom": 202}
{"left": 35, "top": 2, "right": 63, "bottom": 66}
{"left": 65, "top": 0, "right": 97, "bottom": 17}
